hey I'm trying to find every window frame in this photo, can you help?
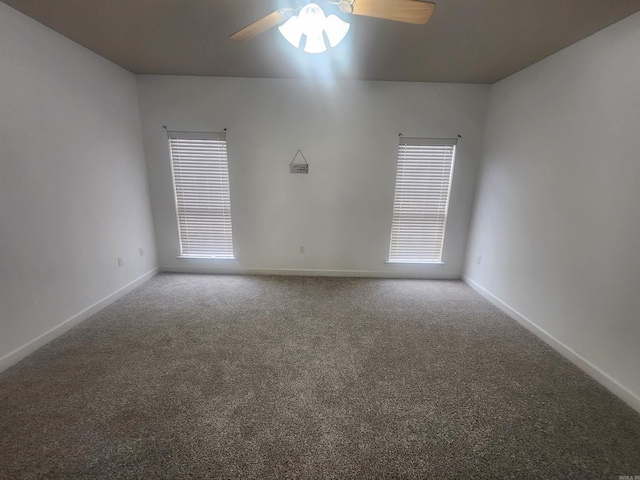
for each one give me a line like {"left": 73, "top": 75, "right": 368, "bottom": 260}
{"left": 167, "top": 131, "right": 235, "bottom": 259}
{"left": 387, "top": 137, "right": 457, "bottom": 264}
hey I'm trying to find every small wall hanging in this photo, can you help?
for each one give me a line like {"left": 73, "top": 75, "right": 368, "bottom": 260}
{"left": 289, "top": 150, "right": 309, "bottom": 174}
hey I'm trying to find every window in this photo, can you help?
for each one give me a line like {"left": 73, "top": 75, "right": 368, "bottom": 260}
{"left": 388, "top": 137, "right": 457, "bottom": 263}
{"left": 168, "top": 131, "right": 234, "bottom": 258}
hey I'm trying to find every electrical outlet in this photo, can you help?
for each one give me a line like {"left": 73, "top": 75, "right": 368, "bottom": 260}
{"left": 476, "top": 256, "right": 482, "bottom": 265}
{"left": 300, "top": 246, "right": 304, "bottom": 253}
{"left": 117, "top": 257, "right": 124, "bottom": 267}
{"left": 139, "top": 248, "right": 144, "bottom": 256}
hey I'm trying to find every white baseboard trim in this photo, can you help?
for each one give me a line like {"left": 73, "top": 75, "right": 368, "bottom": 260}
{"left": 160, "top": 266, "right": 461, "bottom": 280}
{"left": 0, "top": 268, "right": 159, "bottom": 373}
{"left": 462, "top": 275, "right": 640, "bottom": 415}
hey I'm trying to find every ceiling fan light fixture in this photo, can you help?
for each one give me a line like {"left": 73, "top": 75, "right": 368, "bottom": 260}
{"left": 324, "top": 14, "right": 350, "bottom": 47}
{"left": 278, "top": 16, "right": 303, "bottom": 47}
{"left": 278, "top": 3, "right": 350, "bottom": 53}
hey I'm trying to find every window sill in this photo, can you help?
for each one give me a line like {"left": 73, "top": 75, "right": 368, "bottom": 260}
{"left": 385, "top": 261, "right": 445, "bottom": 265}
{"left": 177, "top": 256, "right": 237, "bottom": 260}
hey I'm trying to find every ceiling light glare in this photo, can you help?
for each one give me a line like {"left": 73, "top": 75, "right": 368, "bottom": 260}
{"left": 278, "top": 3, "right": 350, "bottom": 53}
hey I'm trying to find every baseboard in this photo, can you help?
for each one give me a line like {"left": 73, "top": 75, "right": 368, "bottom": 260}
{"left": 462, "top": 275, "right": 640, "bottom": 415}
{"left": 0, "top": 268, "right": 159, "bottom": 373}
{"left": 160, "top": 266, "right": 461, "bottom": 280}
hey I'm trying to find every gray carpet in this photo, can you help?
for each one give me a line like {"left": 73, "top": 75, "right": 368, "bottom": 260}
{"left": 1, "top": 273, "right": 639, "bottom": 479}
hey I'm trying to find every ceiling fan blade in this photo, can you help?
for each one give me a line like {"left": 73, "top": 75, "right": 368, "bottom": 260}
{"left": 230, "top": 10, "right": 289, "bottom": 41}
{"left": 350, "top": 0, "right": 435, "bottom": 25}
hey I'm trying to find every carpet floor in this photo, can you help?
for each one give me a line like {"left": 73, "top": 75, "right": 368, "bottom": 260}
{"left": 1, "top": 273, "right": 639, "bottom": 479}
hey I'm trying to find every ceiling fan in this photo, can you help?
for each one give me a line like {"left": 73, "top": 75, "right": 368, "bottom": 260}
{"left": 230, "top": 0, "right": 436, "bottom": 43}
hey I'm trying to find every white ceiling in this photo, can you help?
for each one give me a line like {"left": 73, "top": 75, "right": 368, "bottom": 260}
{"left": 3, "top": 0, "right": 640, "bottom": 83}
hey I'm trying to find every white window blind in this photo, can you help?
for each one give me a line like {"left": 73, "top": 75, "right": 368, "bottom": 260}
{"left": 388, "top": 137, "right": 457, "bottom": 263}
{"left": 168, "top": 131, "right": 234, "bottom": 258}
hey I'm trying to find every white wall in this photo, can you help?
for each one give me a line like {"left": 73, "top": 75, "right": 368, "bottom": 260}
{"left": 465, "top": 12, "right": 640, "bottom": 407}
{"left": 137, "top": 76, "right": 489, "bottom": 277}
{"left": 0, "top": 3, "right": 158, "bottom": 367}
